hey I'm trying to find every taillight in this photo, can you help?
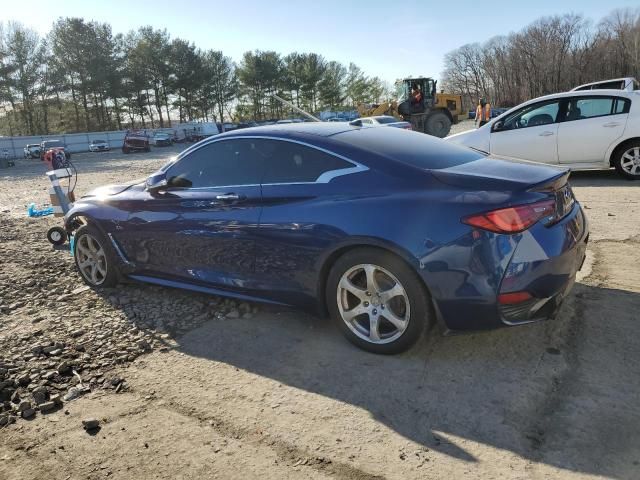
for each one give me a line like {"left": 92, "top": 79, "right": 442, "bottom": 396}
{"left": 462, "top": 199, "right": 556, "bottom": 234}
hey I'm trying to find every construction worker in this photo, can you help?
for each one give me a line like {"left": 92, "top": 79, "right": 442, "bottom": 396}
{"left": 410, "top": 83, "right": 424, "bottom": 113}
{"left": 476, "top": 98, "right": 491, "bottom": 127}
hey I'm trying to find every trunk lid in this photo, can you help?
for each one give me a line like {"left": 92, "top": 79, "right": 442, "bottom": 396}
{"left": 431, "top": 156, "right": 569, "bottom": 192}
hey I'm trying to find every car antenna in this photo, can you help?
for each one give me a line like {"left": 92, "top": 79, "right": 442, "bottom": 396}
{"left": 271, "top": 94, "right": 321, "bottom": 122}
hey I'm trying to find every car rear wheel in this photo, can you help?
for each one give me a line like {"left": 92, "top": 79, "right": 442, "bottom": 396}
{"left": 614, "top": 141, "right": 640, "bottom": 180}
{"left": 326, "top": 248, "right": 431, "bottom": 354}
{"left": 73, "top": 224, "right": 119, "bottom": 288}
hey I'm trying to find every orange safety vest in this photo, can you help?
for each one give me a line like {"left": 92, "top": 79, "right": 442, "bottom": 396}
{"left": 476, "top": 103, "right": 491, "bottom": 122}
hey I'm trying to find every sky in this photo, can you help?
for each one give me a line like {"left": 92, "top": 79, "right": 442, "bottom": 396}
{"left": 3, "top": 0, "right": 638, "bottom": 84}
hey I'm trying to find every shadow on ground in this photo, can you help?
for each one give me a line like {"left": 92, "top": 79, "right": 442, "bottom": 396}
{"left": 569, "top": 169, "right": 640, "bottom": 187}
{"left": 130, "top": 281, "right": 639, "bottom": 479}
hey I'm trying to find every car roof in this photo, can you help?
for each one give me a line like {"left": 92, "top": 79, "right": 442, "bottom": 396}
{"left": 220, "top": 122, "right": 356, "bottom": 138}
{"left": 521, "top": 89, "right": 637, "bottom": 104}
{"left": 570, "top": 77, "right": 637, "bottom": 91}
{"left": 489, "top": 89, "right": 639, "bottom": 122}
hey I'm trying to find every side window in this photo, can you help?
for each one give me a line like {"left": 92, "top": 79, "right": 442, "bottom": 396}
{"left": 166, "top": 140, "right": 264, "bottom": 188}
{"left": 500, "top": 100, "right": 560, "bottom": 131}
{"left": 564, "top": 97, "right": 630, "bottom": 121}
{"left": 361, "top": 119, "right": 373, "bottom": 125}
{"left": 261, "top": 140, "right": 353, "bottom": 184}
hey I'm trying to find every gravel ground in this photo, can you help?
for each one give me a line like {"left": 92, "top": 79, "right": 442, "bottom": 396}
{"left": 0, "top": 131, "right": 639, "bottom": 479}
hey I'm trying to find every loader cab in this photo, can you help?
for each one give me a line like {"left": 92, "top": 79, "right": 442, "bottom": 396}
{"left": 397, "top": 77, "right": 437, "bottom": 116}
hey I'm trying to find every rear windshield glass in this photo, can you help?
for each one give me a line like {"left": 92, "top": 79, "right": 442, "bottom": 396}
{"left": 334, "top": 127, "right": 483, "bottom": 170}
{"left": 374, "top": 117, "right": 398, "bottom": 125}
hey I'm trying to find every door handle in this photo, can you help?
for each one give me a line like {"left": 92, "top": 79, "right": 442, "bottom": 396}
{"left": 215, "top": 193, "right": 241, "bottom": 201}
{"left": 603, "top": 122, "right": 621, "bottom": 128}
{"left": 539, "top": 131, "right": 554, "bottom": 136}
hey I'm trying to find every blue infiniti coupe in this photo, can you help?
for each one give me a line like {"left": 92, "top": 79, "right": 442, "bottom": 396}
{"left": 64, "top": 123, "right": 588, "bottom": 353}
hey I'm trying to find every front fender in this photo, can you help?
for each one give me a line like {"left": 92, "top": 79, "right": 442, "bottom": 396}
{"left": 64, "top": 201, "right": 128, "bottom": 236}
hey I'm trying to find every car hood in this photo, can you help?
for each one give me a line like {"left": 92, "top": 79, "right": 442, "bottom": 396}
{"left": 82, "top": 179, "right": 146, "bottom": 198}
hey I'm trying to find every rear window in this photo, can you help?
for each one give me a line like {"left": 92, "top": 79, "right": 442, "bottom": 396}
{"left": 374, "top": 117, "right": 398, "bottom": 125}
{"left": 335, "top": 127, "right": 483, "bottom": 170}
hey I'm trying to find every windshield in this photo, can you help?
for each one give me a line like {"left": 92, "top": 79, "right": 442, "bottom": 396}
{"left": 395, "top": 81, "right": 408, "bottom": 102}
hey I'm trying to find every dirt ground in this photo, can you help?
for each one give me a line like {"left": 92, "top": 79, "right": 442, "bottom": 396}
{"left": 1, "top": 125, "right": 640, "bottom": 480}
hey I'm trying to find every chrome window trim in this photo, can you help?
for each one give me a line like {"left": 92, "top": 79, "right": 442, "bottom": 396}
{"left": 167, "top": 134, "right": 369, "bottom": 189}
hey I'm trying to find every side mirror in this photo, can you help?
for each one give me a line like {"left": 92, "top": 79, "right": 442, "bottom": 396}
{"left": 145, "top": 171, "right": 168, "bottom": 192}
{"left": 491, "top": 120, "right": 504, "bottom": 132}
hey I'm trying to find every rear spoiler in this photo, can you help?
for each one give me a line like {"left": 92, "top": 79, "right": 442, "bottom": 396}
{"left": 528, "top": 169, "right": 570, "bottom": 193}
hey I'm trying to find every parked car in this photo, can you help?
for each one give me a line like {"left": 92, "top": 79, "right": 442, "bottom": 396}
{"left": 64, "top": 123, "right": 588, "bottom": 354}
{"left": 491, "top": 107, "right": 508, "bottom": 118}
{"left": 122, "top": 131, "right": 150, "bottom": 154}
{"left": 326, "top": 117, "right": 347, "bottom": 122}
{"left": 23, "top": 144, "right": 41, "bottom": 159}
{"left": 235, "top": 122, "right": 257, "bottom": 129}
{"left": 177, "top": 122, "right": 220, "bottom": 141}
{"left": 89, "top": 139, "right": 111, "bottom": 152}
{"left": 152, "top": 132, "right": 173, "bottom": 146}
{"left": 446, "top": 89, "right": 640, "bottom": 179}
{"left": 40, "top": 140, "right": 70, "bottom": 160}
{"left": 0, "top": 148, "right": 13, "bottom": 167}
{"left": 469, "top": 107, "right": 507, "bottom": 120}
{"left": 351, "top": 115, "right": 412, "bottom": 130}
{"left": 571, "top": 77, "right": 639, "bottom": 92}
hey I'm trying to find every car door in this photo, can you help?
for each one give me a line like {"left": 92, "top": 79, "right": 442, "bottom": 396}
{"left": 490, "top": 99, "right": 561, "bottom": 164}
{"left": 121, "top": 138, "right": 265, "bottom": 290}
{"left": 557, "top": 95, "right": 630, "bottom": 164}
{"left": 254, "top": 138, "right": 366, "bottom": 305}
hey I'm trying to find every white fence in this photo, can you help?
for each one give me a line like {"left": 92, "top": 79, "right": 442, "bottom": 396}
{"left": 0, "top": 130, "right": 127, "bottom": 159}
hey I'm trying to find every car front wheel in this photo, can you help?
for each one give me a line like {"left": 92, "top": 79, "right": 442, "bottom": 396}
{"left": 614, "top": 142, "right": 640, "bottom": 180}
{"left": 326, "top": 248, "right": 431, "bottom": 354}
{"left": 73, "top": 225, "right": 119, "bottom": 288}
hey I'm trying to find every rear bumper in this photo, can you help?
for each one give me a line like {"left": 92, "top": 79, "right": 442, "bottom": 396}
{"left": 498, "top": 204, "right": 588, "bottom": 325}
{"left": 427, "top": 203, "right": 588, "bottom": 331}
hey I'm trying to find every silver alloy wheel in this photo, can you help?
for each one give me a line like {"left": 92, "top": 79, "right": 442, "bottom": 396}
{"left": 50, "top": 230, "right": 62, "bottom": 242}
{"left": 620, "top": 146, "right": 640, "bottom": 176}
{"left": 75, "top": 233, "right": 108, "bottom": 286}
{"left": 337, "top": 263, "right": 410, "bottom": 344}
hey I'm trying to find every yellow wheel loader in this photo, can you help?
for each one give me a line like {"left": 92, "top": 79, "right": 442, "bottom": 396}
{"left": 357, "top": 77, "right": 464, "bottom": 138}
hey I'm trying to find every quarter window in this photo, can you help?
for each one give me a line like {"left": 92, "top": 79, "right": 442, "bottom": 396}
{"left": 166, "top": 140, "right": 264, "bottom": 188}
{"left": 260, "top": 140, "right": 353, "bottom": 184}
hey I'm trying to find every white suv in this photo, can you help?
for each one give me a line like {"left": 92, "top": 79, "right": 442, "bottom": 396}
{"left": 446, "top": 89, "right": 640, "bottom": 179}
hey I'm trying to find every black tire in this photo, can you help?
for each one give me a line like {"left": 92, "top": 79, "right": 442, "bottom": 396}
{"left": 613, "top": 140, "right": 640, "bottom": 180}
{"left": 425, "top": 111, "right": 452, "bottom": 138}
{"left": 326, "top": 247, "right": 431, "bottom": 354}
{"left": 47, "top": 226, "right": 67, "bottom": 246}
{"left": 144, "top": 147, "right": 151, "bottom": 153}
{"left": 122, "top": 147, "right": 129, "bottom": 154}
{"left": 73, "top": 224, "right": 119, "bottom": 288}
